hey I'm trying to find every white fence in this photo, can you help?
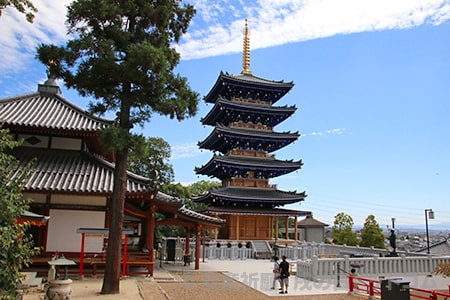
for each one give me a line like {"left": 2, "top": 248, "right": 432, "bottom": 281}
{"left": 159, "top": 239, "right": 450, "bottom": 281}
{"left": 160, "top": 239, "right": 431, "bottom": 261}
{"left": 159, "top": 239, "right": 254, "bottom": 261}
{"left": 297, "top": 254, "right": 450, "bottom": 281}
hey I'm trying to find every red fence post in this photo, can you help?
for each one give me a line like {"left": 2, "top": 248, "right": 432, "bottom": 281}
{"left": 369, "top": 279, "right": 374, "bottom": 297}
{"left": 348, "top": 276, "right": 354, "bottom": 293}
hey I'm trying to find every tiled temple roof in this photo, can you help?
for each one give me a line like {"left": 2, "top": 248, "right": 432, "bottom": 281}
{"left": 12, "top": 147, "right": 151, "bottom": 194}
{"left": 297, "top": 215, "right": 329, "bottom": 227}
{"left": 0, "top": 79, "right": 113, "bottom": 133}
{"left": 178, "top": 207, "right": 225, "bottom": 224}
{"left": 154, "top": 191, "right": 184, "bottom": 207}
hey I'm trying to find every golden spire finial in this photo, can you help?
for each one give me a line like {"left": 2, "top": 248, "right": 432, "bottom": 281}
{"left": 241, "top": 19, "right": 252, "bottom": 75}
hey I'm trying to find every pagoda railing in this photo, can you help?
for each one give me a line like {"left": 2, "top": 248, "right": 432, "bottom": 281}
{"left": 231, "top": 96, "right": 271, "bottom": 106}
{"left": 228, "top": 149, "right": 271, "bottom": 158}
{"left": 230, "top": 121, "right": 271, "bottom": 131}
{"left": 226, "top": 177, "right": 270, "bottom": 188}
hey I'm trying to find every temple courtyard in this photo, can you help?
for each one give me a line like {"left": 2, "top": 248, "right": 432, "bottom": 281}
{"left": 22, "top": 258, "right": 449, "bottom": 299}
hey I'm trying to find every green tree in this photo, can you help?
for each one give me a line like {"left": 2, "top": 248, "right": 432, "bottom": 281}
{"left": 183, "top": 180, "right": 220, "bottom": 210}
{"left": 153, "top": 180, "right": 219, "bottom": 245}
{"left": 161, "top": 180, "right": 220, "bottom": 211}
{"left": 360, "top": 214, "right": 385, "bottom": 249}
{"left": 331, "top": 212, "right": 359, "bottom": 246}
{"left": 0, "top": 127, "right": 40, "bottom": 300}
{"left": 0, "top": 0, "right": 37, "bottom": 22}
{"left": 36, "top": 0, "right": 198, "bottom": 294}
{"left": 128, "top": 136, "right": 174, "bottom": 186}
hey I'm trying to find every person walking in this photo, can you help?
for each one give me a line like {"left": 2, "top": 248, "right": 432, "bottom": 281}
{"left": 278, "top": 255, "right": 290, "bottom": 294}
{"left": 271, "top": 256, "right": 280, "bottom": 289}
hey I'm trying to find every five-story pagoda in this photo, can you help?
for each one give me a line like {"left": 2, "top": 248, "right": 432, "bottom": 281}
{"left": 194, "top": 20, "right": 310, "bottom": 241}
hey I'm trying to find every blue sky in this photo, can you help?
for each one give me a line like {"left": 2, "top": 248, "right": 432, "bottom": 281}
{"left": 1, "top": 0, "right": 450, "bottom": 229}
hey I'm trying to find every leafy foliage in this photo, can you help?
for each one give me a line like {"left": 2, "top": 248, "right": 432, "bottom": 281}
{"left": 0, "top": 127, "right": 40, "bottom": 299}
{"left": 127, "top": 136, "right": 174, "bottom": 186}
{"left": 0, "top": 0, "right": 37, "bottom": 22}
{"left": 359, "top": 214, "right": 385, "bottom": 249}
{"left": 331, "top": 212, "right": 359, "bottom": 246}
{"left": 153, "top": 180, "right": 220, "bottom": 245}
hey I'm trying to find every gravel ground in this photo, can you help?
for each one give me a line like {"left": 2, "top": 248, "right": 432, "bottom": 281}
{"left": 137, "top": 271, "right": 363, "bottom": 300}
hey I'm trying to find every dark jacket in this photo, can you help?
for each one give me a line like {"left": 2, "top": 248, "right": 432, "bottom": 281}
{"left": 279, "top": 260, "right": 289, "bottom": 278}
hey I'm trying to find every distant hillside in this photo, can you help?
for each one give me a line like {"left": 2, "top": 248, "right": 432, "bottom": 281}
{"left": 353, "top": 223, "right": 450, "bottom": 233}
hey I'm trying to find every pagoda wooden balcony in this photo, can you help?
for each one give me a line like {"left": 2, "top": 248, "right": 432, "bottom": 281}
{"left": 226, "top": 178, "right": 270, "bottom": 188}
{"left": 230, "top": 121, "right": 272, "bottom": 131}
{"left": 228, "top": 149, "right": 274, "bottom": 159}
{"left": 231, "top": 96, "right": 271, "bottom": 106}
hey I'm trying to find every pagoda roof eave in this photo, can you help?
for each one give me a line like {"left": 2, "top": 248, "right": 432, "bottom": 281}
{"left": 204, "top": 72, "right": 294, "bottom": 104}
{"left": 195, "top": 155, "right": 302, "bottom": 179}
{"left": 199, "top": 207, "right": 311, "bottom": 217}
{"left": 201, "top": 97, "right": 297, "bottom": 127}
{"left": 193, "top": 187, "right": 306, "bottom": 205}
{"left": 198, "top": 125, "right": 299, "bottom": 154}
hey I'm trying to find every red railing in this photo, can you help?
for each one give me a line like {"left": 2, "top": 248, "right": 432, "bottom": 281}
{"left": 348, "top": 276, "right": 379, "bottom": 297}
{"left": 348, "top": 275, "right": 450, "bottom": 299}
{"left": 409, "top": 286, "right": 450, "bottom": 300}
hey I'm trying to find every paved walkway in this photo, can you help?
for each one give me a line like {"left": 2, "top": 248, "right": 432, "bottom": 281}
{"left": 22, "top": 258, "right": 450, "bottom": 299}
{"left": 159, "top": 258, "right": 349, "bottom": 296}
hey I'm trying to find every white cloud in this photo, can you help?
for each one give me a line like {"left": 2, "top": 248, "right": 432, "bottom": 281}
{"left": 171, "top": 143, "right": 203, "bottom": 159}
{"left": 1, "top": 0, "right": 449, "bottom": 73}
{"left": 303, "top": 127, "right": 348, "bottom": 137}
{"left": 0, "top": 0, "right": 70, "bottom": 72}
{"left": 179, "top": 0, "right": 450, "bottom": 59}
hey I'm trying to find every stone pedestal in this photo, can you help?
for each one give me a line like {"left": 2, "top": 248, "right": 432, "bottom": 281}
{"left": 45, "top": 279, "right": 72, "bottom": 300}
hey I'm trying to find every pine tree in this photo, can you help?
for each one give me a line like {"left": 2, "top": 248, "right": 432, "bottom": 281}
{"left": 0, "top": 0, "right": 37, "bottom": 22}
{"left": 36, "top": 0, "right": 198, "bottom": 294}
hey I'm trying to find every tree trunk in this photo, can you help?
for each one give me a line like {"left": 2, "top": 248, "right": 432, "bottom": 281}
{"left": 101, "top": 99, "right": 131, "bottom": 294}
{"left": 101, "top": 148, "right": 128, "bottom": 294}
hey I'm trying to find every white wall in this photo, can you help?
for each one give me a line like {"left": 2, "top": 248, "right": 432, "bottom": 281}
{"left": 46, "top": 209, "right": 105, "bottom": 253}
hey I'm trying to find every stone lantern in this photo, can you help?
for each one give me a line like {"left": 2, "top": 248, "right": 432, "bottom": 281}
{"left": 46, "top": 255, "right": 76, "bottom": 300}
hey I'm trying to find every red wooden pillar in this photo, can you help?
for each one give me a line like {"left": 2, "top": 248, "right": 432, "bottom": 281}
{"left": 285, "top": 217, "right": 289, "bottom": 240}
{"left": 122, "top": 234, "right": 128, "bottom": 277}
{"left": 79, "top": 233, "right": 85, "bottom": 277}
{"left": 146, "top": 203, "right": 156, "bottom": 276}
{"left": 275, "top": 217, "right": 279, "bottom": 240}
{"left": 185, "top": 229, "right": 190, "bottom": 255}
{"left": 294, "top": 216, "right": 298, "bottom": 241}
{"left": 195, "top": 225, "right": 202, "bottom": 270}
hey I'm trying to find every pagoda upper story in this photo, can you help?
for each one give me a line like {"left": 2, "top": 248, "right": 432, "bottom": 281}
{"left": 203, "top": 72, "right": 294, "bottom": 105}
{"left": 194, "top": 20, "right": 306, "bottom": 207}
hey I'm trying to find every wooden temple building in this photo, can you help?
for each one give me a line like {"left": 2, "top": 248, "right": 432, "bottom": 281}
{"left": 0, "top": 77, "right": 224, "bottom": 276}
{"left": 194, "top": 20, "right": 311, "bottom": 241}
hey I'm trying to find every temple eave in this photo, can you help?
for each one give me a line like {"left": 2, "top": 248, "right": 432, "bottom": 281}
{"left": 201, "top": 207, "right": 311, "bottom": 217}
